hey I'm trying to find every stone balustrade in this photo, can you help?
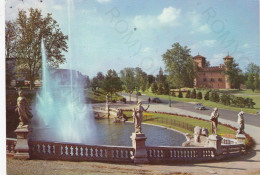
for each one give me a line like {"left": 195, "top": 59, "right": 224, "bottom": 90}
{"left": 221, "top": 137, "right": 236, "bottom": 145}
{"left": 6, "top": 138, "right": 245, "bottom": 163}
{"left": 28, "top": 141, "right": 134, "bottom": 162}
{"left": 146, "top": 146, "right": 215, "bottom": 162}
{"left": 6, "top": 138, "right": 17, "bottom": 157}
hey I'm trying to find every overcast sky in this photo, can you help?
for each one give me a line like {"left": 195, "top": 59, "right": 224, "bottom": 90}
{"left": 5, "top": 0, "right": 260, "bottom": 77}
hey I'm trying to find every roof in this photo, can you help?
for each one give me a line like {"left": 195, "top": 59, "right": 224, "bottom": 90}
{"left": 224, "top": 55, "right": 233, "bottom": 59}
{"left": 193, "top": 54, "right": 206, "bottom": 59}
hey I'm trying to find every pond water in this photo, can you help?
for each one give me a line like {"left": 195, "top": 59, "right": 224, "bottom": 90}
{"left": 31, "top": 119, "right": 186, "bottom": 146}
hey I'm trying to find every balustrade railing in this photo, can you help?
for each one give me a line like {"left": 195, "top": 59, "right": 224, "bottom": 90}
{"left": 222, "top": 137, "right": 236, "bottom": 145}
{"left": 6, "top": 138, "right": 17, "bottom": 156}
{"left": 29, "top": 141, "right": 134, "bottom": 162}
{"left": 221, "top": 144, "right": 245, "bottom": 157}
{"left": 146, "top": 146, "right": 215, "bottom": 162}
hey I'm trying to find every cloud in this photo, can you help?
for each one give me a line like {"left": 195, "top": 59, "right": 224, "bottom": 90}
{"left": 96, "top": 0, "right": 111, "bottom": 3}
{"left": 202, "top": 40, "right": 216, "bottom": 47}
{"left": 157, "top": 6, "right": 181, "bottom": 25}
{"left": 133, "top": 15, "right": 155, "bottom": 30}
{"left": 198, "top": 24, "right": 210, "bottom": 33}
{"left": 142, "top": 47, "right": 152, "bottom": 54}
{"left": 243, "top": 43, "right": 249, "bottom": 48}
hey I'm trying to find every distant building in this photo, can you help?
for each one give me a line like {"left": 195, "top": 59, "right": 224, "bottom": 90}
{"left": 193, "top": 54, "right": 233, "bottom": 89}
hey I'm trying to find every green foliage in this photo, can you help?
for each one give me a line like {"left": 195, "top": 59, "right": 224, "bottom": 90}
{"left": 8, "top": 8, "right": 68, "bottom": 90}
{"left": 162, "top": 42, "right": 197, "bottom": 88}
{"left": 224, "top": 59, "right": 243, "bottom": 89}
{"left": 196, "top": 92, "right": 202, "bottom": 99}
{"left": 157, "top": 83, "right": 164, "bottom": 95}
{"left": 102, "top": 69, "right": 123, "bottom": 100}
{"left": 220, "top": 94, "right": 232, "bottom": 105}
{"left": 178, "top": 91, "right": 183, "bottom": 98}
{"left": 185, "top": 90, "right": 191, "bottom": 98}
{"left": 191, "top": 89, "right": 196, "bottom": 99}
{"left": 210, "top": 91, "right": 220, "bottom": 102}
{"left": 204, "top": 91, "right": 210, "bottom": 100}
{"left": 120, "top": 68, "right": 135, "bottom": 95}
{"left": 151, "top": 82, "right": 158, "bottom": 93}
{"left": 245, "top": 63, "right": 260, "bottom": 92}
{"left": 171, "top": 91, "right": 176, "bottom": 97}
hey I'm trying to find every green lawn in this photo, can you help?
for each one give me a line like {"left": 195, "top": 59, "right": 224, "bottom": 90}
{"left": 124, "top": 111, "right": 236, "bottom": 136}
{"left": 85, "top": 89, "right": 122, "bottom": 103}
{"left": 143, "top": 89, "right": 260, "bottom": 114}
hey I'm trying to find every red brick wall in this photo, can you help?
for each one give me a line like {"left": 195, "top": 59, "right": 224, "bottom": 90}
{"left": 195, "top": 69, "right": 226, "bottom": 89}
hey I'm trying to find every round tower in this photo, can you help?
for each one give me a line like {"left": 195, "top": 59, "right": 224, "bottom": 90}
{"left": 223, "top": 54, "right": 233, "bottom": 89}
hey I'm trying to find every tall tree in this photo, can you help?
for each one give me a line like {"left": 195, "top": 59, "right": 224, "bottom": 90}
{"left": 224, "top": 59, "right": 243, "bottom": 89}
{"left": 5, "top": 21, "right": 17, "bottom": 59}
{"left": 120, "top": 68, "right": 135, "bottom": 101}
{"left": 245, "top": 63, "right": 260, "bottom": 91}
{"left": 135, "top": 67, "right": 147, "bottom": 92}
{"left": 11, "top": 8, "right": 68, "bottom": 89}
{"left": 102, "top": 69, "right": 123, "bottom": 100}
{"left": 162, "top": 42, "right": 197, "bottom": 88}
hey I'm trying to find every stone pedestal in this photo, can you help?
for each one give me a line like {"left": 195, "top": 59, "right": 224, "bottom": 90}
{"left": 14, "top": 126, "right": 30, "bottom": 159}
{"left": 236, "top": 134, "right": 246, "bottom": 145}
{"left": 206, "top": 134, "right": 223, "bottom": 156}
{"left": 130, "top": 133, "right": 149, "bottom": 164}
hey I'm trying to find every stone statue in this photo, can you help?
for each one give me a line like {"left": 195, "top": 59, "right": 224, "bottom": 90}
{"left": 133, "top": 101, "right": 150, "bottom": 133}
{"left": 210, "top": 108, "right": 219, "bottom": 135}
{"left": 237, "top": 111, "right": 245, "bottom": 134}
{"left": 15, "top": 90, "right": 33, "bottom": 128}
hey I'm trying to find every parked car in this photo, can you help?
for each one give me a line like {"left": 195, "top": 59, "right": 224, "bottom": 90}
{"left": 257, "top": 111, "right": 260, "bottom": 116}
{"left": 152, "top": 97, "right": 162, "bottom": 103}
{"left": 137, "top": 92, "right": 142, "bottom": 96}
{"left": 195, "top": 103, "right": 207, "bottom": 110}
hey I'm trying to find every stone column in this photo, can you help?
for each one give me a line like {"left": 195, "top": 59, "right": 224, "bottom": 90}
{"left": 130, "top": 133, "right": 149, "bottom": 164}
{"left": 14, "top": 127, "right": 30, "bottom": 159}
{"left": 236, "top": 134, "right": 246, "bottom": 145}
{"left": 206, "top": 134, "right": 223, "bottom": 158}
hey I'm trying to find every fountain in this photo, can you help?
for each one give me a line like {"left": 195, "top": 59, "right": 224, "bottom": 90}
{"left": 32, "top": 39, "right": 96, "bottom": 144}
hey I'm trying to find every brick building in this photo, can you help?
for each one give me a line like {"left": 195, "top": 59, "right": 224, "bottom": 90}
{"left": 193, "top": 54, "right": 233, "bottom": 89}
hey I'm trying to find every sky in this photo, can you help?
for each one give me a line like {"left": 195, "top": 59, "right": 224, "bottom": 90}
{"left": 4, "top": 0, "right": 260, "bottom": 77}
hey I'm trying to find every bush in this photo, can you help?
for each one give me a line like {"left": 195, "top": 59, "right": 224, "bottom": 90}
{"left": 171, "top": 91, "right": 176, "bottom": 97}
{"left": 196, "top": 92, "right": 202, "bottom": 99}
{"left": 220, "top": 94, "right": 232, "bottom": 105}
{"left": 185, "top": 90, "right": 191, "bottom": 98}
{"left": 204, "top": 91, "right": 210, "bottom": 100}
{"left": 191, "top": 89, "right": 196, "bottom": 99}
{"left": 210, "top": 91, "right": 220, "bottom": 102}
{"left": 157, "top": 83, "right": 164, "bottom": 95}
{"left": 232, "top": 97, "right": 245, "bottom": 108}
{"left": 178, "top": 91, "right": 183, "bottom": 98}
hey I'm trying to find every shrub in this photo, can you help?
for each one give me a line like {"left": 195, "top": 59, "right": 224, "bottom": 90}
{"left": 171, "top": 91, "right": 176, "bottom": 97}
{"left": 178, "top": 91, "right": 183, "bottom": 98}
{"left": 210, "top": 91, "right": 220, "bottom": 102}
{"left": 157, "top": 83, "right": 164, "bottom": 95}
{"left": 220, "top": 94, "right": 231, "bottom": 105}
{"left": 204, "top": 91, "right": 210, "bottom": 100}
{"left": 196, "top": 92, "right": 202, "bottom": 99}
{"left": 185, "top": 90, "right": 191, "bottom": 98}
{"left": 191, "top": 89, "right": 196, "bottom": 99}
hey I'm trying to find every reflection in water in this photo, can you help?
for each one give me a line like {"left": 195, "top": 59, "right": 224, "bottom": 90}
{"left": 31, "top": 119, "right": 186, "bottom": 146}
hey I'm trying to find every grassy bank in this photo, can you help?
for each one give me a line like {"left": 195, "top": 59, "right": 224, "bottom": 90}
{"left": 86, "top": 89, "right": 122, "bottom": 103}
{"left": 124, "top": 111, "right": 236, "bottom": 136}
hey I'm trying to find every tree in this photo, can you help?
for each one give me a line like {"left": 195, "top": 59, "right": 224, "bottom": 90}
{"left": 191, "top": 89, "right": 196, "bottom": 99}
{"left": 102, "top": 69, "right": 123, "bottom": 100}
{"left": 91, "top": 77, "right": 99, "bottom": 92}
{"left": 185, "top": 90, "right": 191, "bottom": 98}
{"left": 85, "top": 75, "right": 91, "bottom": 88}
{"left": 147, "top": 74, "right": 155, "bottom": 87}
{"left": 135, "top": 67, "right": 147, "bottom": 93}
{"left": 10, "top": 8, "right": 68, "bottom": 90}
{"left": 178, "top": 91, "right": 183, "bottom": 98}
{"left": 224, "top": 59, "right": 243, "bottom": 89}
{"left": 245, "top": 63, "right": 260, "bottom": 91}
{"left": 196, "top": 92, "right": 202, "bottom": 99}
{"left": 162, "top": 42, "right": 197, "bottom": 88}
{"left": 151, "top": 82, "right": 158, "bottom": 93}
{"left": 5, "top": 21, "right": 17, "bottom": 59}
{"left": 120, "top": 68, "right": 135, "bottom": 101}
{"left": 204, "top": 91, "right": 210, "bottom": 100}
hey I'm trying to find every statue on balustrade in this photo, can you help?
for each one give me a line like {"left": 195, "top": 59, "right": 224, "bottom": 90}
{"left": 210, "top": 108, "right": 219, "bottom": 135}
{"left": 237, "top": 111, "right": 245, "bottom": 134}
{"left": 133, "top": 101, "right": 150, "bottom": 133}
{"left": 15, "top": 90, "right": 33, "bottom": 128}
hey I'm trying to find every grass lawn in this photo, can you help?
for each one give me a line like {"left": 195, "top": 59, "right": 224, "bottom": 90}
{"left": 85, "top": 89, "right": 122, "bottom": 103}
{"left": 143, "top": 90, "right": 260, "bottom": 114}
{"left": 124, "top": 111, "right": 236, "bottom": 136}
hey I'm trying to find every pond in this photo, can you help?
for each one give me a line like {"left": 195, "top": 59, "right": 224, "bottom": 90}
{"left": 31, "top": 119, "right": 186, "bottom": 146}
